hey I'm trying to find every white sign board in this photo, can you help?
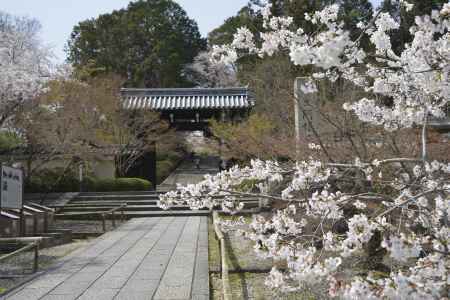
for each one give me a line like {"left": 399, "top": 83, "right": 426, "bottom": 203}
{"left": 1, "top": 166, "right": 23, "bottom": 209}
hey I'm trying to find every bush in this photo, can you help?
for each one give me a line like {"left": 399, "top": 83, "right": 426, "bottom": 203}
{"left": 84, "top": 177, "right": 152, "bottom": 192}
{"left": 26, "top": 168, "right": 80, "bottom": 193}
{"left": 26, "top": 168, "right": 152, "bottom": 193}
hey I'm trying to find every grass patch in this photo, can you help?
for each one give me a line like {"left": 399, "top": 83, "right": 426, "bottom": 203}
{"left": 208, "top": 217, "right": 221, "bottom": 271}
{"left": 228, "top": 273, "right": 316, "bottom": 300}
{"left": 208, "top": 215, "right": 249, "bottom": 272}
{"left": 211, "top": 273, "right": 318, "bottom": 300}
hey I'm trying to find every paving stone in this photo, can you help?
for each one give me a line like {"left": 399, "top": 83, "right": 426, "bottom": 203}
{"left": 114, "top": 291, "right": 153, "bottom": 300}
{"left": 87, "top": 276, "right": 128, "bottom": 289}
{"left": 192, "top": 217, "right": 210, "bottom": 298}
{"left": 4, "top": 288, "right": 49, "bottom": 299}
{"left": 119, "top": 279, "right": 160, "bottom": 292}
{"left": 80, "top": 218, "right": 173, "bottom": 297}
{"left": 191, "top": 295, "right": 209, "bottom": 300}
{"left": 25, "top": 275, "right": 68, "bottom": 289}
{"left": 41, "top": 294, "right": 77, "bottom": 300}
{"left": 154, "top": 284, "right": 192, "bottom": 299}
{"left": 153, "top": 217, "right": 201, "bottom": 300}
{"left": 47, "top": 280, "right": 92, "bottom": 295}
{"left": 77, "top": 288, "right": 120, "bottom": 300}
{"left": 3, "top": 216, "right": 209, "bottom": 300}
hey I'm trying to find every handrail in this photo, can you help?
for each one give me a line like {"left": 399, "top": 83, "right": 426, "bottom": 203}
{"left": 101, "top": 204, "right": 127, "bottom": 230}
{"left": 0, "top": 241, "right": 40, "bottom": 273}
{"left": 213, "top": 211, "right": 232, "bottom": 300}
{"left": 55, "top": 204, "right": 127, "bottom": 233}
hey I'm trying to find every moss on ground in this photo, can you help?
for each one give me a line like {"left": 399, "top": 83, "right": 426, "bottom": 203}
{"left": 211, "top": 272, "right": 317, "bottom": 300}
{"left": 208, "top": 217, "right": 221, "bottom": 271}
{"left": 209, "top": 215, "right": 261, "bottom": 272}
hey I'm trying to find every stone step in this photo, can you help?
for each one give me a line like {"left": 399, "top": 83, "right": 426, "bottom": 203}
{"left": 75, "top": 194, "right": 161, "bottom": 201}
{"left": 60, "top": 201, "right": 259, "bottom": 213}
{"left": 79, "top": 191, "right": 161, "bottom": 196}
{"left": 75, "top": 194, "right": 262, "bottom": 199}
{"left": 68, "top": 198, "right": 261, "bottom": 206}
{"left": 60, "top": 205, "right": 212, "bottom": 212}
{"left": 55, "top": 210, "right": 210, "bottom": 219}
{"left": 67, "top": 200, "right": 159, "bottom": 206}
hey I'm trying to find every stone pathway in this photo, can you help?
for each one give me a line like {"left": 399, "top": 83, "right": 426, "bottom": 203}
{"left": 3, "top": 217, "right": 209, "bottom": 300}
{"left": 158, "top": 156, "right": 219, "bottom": 191}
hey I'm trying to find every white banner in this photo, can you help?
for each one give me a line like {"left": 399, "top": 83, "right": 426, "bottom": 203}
{"left": 1, "top": 166, "right": 23, "bottom": 209}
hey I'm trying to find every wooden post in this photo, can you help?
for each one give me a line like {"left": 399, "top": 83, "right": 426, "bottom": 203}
{"left": 102, "top": 214, "right": 106, "bottom": 232}
{"left": 111, "top": 211, "right": 116, "bottom": 227}
{"left": 43, "top": 211, "right": 48, "bottom": 233}
{"left": 219, "top": 110, "right": 226, "bottom": 158}
{"left": 294, "top": 78, "right": 303, "bottom": 157}
{"left": 33, "top": 242, "right": 39, "bottom": 273}
{"left": 79, "top": 163, "right": 83, "bottom": 193}
{"left": 294, "top": 77, "right": 320, "bottom": 157}
{"left": 149, "top": 142, "right": 156, "bottom": 191}
{"left": 20, "top": 209, "right": 26, "bottom": 236}
{"left": 33, "top": 213, "right": 38, "bottom": 235}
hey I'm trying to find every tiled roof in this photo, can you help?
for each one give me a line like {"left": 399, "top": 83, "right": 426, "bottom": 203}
{"left": 121, "top": 87, "right": 254, "bottom": 111}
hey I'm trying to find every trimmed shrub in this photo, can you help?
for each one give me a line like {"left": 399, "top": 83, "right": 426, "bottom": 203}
{"left": 84, "top": 177, "right": 152, "bottom": 192}
{"left": 26, "top": 168, "right": 80, "bottom": 193}
{"left": 26, "top": 168, "right": 152, "bottom": 193}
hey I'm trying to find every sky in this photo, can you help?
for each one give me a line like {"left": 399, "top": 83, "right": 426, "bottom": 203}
{"left": 1, "top": 0, "right": 382, "bottom": 63}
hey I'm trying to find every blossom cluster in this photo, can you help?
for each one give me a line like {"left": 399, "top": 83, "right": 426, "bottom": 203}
{"left": 160, "top": 157, "right": 449, "bottom": 298}
{"left": 0, "top": 12, "right": 53, "bottom": 127}
{"left": 161, "top": 2, "right": 450, "bottom": 299}
{"left": 212, "top": 1, "right": 449, "bottom": 131}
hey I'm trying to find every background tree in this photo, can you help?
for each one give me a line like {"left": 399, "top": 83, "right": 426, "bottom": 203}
{"left": 14, "top": 75, "right": 118, "bottom": 179}
{"left": 67, "top": 0, "right": 206, "bottom": 88}
{"left": 0, "top": 11, "right": 52, "bottom": 128}
{"left": 208, "top": 5, "right": 262, "bottom": 46}
{"left": 379, "top": 0, "right": 448, "bottom": 54}
{"left": 209, "top": 0, "right": 373, "bottom": 46}
{"left": 206, "top": 0, "right": 375, "bottom": 161}
{"left": 13, "top": 74, "right": 177, "bottom": 183}
{"left": 182, "top": 51, "right": 238, "bottom": 87}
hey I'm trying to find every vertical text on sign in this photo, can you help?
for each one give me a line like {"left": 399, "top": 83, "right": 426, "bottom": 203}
{"left": 0, "top": 165, "right": 23, "bottom": 209}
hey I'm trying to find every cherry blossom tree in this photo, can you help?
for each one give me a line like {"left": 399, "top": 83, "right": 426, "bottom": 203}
{"left": 160, "top": 1, "right": 449, "bottom": 298}
{"left": 183, "top": 51, "right": 238, "bottom": 88}
{"left": 0, "top": 11, "right": 53, "bottom": 128}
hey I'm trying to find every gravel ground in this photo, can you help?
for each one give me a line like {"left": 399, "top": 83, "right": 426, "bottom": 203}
{"left": 0, "top": 239, "right": 92, "bottom": 295}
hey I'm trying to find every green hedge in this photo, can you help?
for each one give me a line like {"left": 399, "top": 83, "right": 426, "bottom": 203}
{"left": 26, "top": 168, "right": 80, "bottom": 193}
{"left": 84, "top": 177, "right": 152, "bottom": 192}
{"left": 26, "top": 168, "right": 152, "bottom": 193}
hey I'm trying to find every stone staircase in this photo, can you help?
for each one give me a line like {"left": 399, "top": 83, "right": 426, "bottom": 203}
{"left": 54, "top": 191, "right": 264, "bottom": 220}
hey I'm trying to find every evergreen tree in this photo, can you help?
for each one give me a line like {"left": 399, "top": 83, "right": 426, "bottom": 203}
{"left": 379, "top": 0, "right": 448, "bottom": 54}
{"left": 67, "top": 0, "right": 206, "bottom": 88}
